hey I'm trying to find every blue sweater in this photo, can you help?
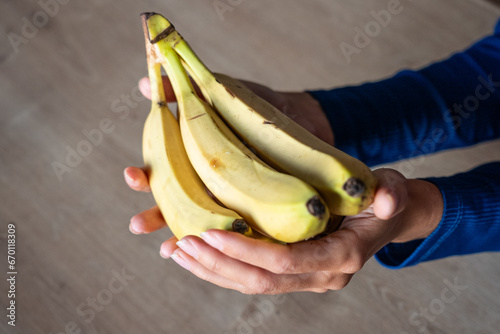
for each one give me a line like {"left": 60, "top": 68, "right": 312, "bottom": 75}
{"left": 309, "top": 20, "right": 500, "bottom": 269}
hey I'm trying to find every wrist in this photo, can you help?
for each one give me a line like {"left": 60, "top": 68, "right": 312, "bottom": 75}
{"left": 392, "top": 179, "right": 443, "bottom": 243}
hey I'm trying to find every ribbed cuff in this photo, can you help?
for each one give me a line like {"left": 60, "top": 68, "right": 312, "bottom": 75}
{"left": 375, "top": 162, "right": 500, "bottom": 269}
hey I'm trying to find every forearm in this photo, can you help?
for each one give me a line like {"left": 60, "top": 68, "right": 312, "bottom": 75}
{"left": 309, "top": 20, "right": 500, "bottom": 166}
{"left": 376, "top": 161, "right": 500, "bottom": 268}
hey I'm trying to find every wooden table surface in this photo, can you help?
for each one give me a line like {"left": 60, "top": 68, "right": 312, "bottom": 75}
{"left": 1, "top": 1, "right": 500, "bottom": 333}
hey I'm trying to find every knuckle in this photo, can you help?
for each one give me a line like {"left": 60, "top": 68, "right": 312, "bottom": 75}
{"left": 205, "top": 256, "right": 221, "bottom": 273}
{"left": 264, "top": 248, "right": 297, "bottom": 274}
{"left": 226, "top": 246, "right": 244, "bottom": 260}
{"left": 245, "top": 274, "right": 275, "bottom": 295}
{"left": 327, "top": 275, "right": 352, "bottom": 290}
{"left": 274, "top": 256, "right": 296, "bottom": 274}
{"left": 342, "top": 250, "right": 365, "bottom": 273}
{"left": 335, "top": 230, "right": 365, "bottom": 274}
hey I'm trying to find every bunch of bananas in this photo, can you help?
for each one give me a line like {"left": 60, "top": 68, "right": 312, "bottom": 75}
{"left": 140, "top": 13, "right": 377, "bottom": 243}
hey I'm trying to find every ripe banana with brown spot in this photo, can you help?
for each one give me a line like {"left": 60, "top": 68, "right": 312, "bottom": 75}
{"left": 140, "top": 15, "right": 252, "bottom": 240}
{"left": 157, "top": 17, "right": 377, "bottom": 216}
{"left": 143, "top": 13, "right": 330, "bottom": 243}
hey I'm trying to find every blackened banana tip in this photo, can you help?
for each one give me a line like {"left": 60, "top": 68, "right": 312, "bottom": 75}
{"left": 307, "top": 196, "right": 326, "bottom": 218}
{"left": 232, "top": 219, "right": 250, "bottom": 235}
{"left": 343, "top": 177, "right": 366, "bottom": 198}
{"left": 140, "top": 12, "right": 158, "bottom": 20}
{"left": 140, "top": 12, "right": 176, "bottom": 44}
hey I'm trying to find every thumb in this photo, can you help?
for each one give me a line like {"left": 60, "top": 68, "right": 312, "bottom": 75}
{"left": 372, "top": 168, "right": 409, "bottom": 220}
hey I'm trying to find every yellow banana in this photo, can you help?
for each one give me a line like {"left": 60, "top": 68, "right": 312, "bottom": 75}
{"left": 140, "top": 14, "right": 252, "bottom": 240}
{"left": 143, "top": 13, "right": 329, "bottom": 243}
{"left": 156, "top": 19, "right": 377, "bottom": 216}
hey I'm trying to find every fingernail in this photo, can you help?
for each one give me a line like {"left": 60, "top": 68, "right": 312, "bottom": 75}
{"left": 382, "top": 192, "right": 397, "bottom": 219}
{"left": 171, "top": 250, "right": 190, "bottom": 271}
{"left": 159, "top": 249, "right": 170, "bottom": 259}
{"left": 387, "top": 193, "right": 397, "bottom": 214}
{"left": 125, "top": 172, "right": 137, "bottom": 186}
{"left": 129, "top": 224, "right": 141, "bottom": 235}
{"left": 201, "top": 231, "right": 223, "bottom": 251}
{"left": 176, "top": 238, "right": 199, "bottom": 260}
{"left": 138, "top": 77, "right": 151, "bottom": 96}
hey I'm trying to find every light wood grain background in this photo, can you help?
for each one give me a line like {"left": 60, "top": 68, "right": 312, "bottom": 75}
{"left": 1, "top": 0, "right": 500, "bottom": 333}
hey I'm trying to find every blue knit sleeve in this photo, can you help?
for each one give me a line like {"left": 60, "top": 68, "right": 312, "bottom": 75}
{"left": 309, "top": 21, "right": 500, "bottom": 267}
{"left": 309, "top": 20, "right": 500, "bottom": 166}
{"left": 375, "top": 162, "right": 500, "bottom": 268}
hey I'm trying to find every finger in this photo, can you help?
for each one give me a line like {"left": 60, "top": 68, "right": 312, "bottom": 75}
{"left": 170, "top": 249, "right": 249, "bottom": 292}
{"left": 138, "top": 77, "right": 152, "bottom": 100}
{"left": 174, "top": 237, "right": 326, "bottom": 294}
{"left": 138, "top": 77, "right": 177, "bottom": 102}
{"left": 139, "top": 76, "right": 203, "bottom": 102}
{"left": 159, "top": 236, "right": 179, "bottom": 259}
{"left": 130, "top": 206, "right": 167, "bottom": 235}
{"left": 199, "top": 230, "right": 357, "bottom": 275}
{"left": 124, "top": 167, "right": 151, "bottom": 192}
{"left": 372, "top": 168, "right": 409, "bottom": 220}
{"left": 176, "top": 236, "right": 277, "bottom": 288}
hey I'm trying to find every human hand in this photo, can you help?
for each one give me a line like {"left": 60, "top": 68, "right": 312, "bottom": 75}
{"left": 126, "top": 163, "right": 443, "bottom": 294}
{"left": 126, "top": 76, "right": 442, "bottom": 294}
{"left": 125, "top": 75, "right": 333, "bottom": 255}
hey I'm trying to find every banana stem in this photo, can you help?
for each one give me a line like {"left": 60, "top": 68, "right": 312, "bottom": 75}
{"left": 142, "top": 13, "right": 204, "bottom": 105}
{"left": 157, "top": 41, "right": 197, "bottom": 105}
{"left": 141, "top": 14, "right": 166, "bottom": 105}
{"left": 173, "top": 39, "right": 214, "bottom": 88}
